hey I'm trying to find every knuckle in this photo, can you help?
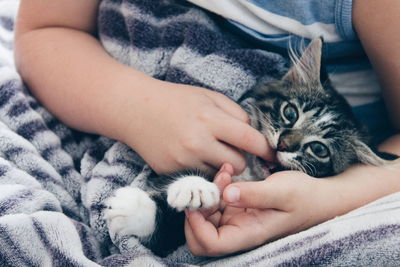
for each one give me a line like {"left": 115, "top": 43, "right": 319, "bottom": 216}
{"left": 197, "top": 109, "right": 214, "bottom": 123}
{"left": 181, "top": 136, "right": 203, "bottom": 153}
{"left": 241, "top": 110, "right": 250, "bottom": 124}
{"left": 165, "top": 150, "right": 186, "bottom": 171}
{"left": 146, "top": 159, "right": 168, "bottom": 175}
{"left": 241, "top": 128, "right": 255, "bottom": 148}
{"left": 204, "top": 245, "right": 223, "bottom": 257}
{"left": 172, "top": 154, "right": 188, "bottom": 169}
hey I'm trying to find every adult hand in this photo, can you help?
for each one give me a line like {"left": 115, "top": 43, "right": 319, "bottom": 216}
{"left": 185, "top": 169, "right": 331, "bottom": 257}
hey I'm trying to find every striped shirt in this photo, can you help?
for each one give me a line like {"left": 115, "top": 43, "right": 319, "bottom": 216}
{"left": 187, "top": 0, "right": 394, "bottom": 142}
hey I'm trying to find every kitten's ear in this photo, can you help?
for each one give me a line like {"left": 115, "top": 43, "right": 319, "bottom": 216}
{"left": 353, "top": 140, "right": 391, "bottom": 166}
{"left": 283, "top": 38, "right": 322, "bottom": 86}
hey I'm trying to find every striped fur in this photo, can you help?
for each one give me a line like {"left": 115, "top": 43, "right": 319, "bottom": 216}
{"left": 246, "top": 39, "right": 397, "bottom": 178}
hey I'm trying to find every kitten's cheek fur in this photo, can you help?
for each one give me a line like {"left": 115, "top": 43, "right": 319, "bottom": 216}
{"left": 167, "top": 176, "right": 220, "bottom": 211}
{"left": 104, "top": 187, "right": 157, "bottom": 238}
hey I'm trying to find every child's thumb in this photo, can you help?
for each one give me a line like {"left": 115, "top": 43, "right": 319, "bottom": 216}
{"left": 223, "top": 181, "right": 283, "bottom": 209}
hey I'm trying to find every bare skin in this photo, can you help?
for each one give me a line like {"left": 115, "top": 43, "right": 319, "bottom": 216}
{"left": 14, "top": 0, "right": 272, "bottom": 175}
{"left": 185, "top": 0, "right": 400, "bottom": 256}
{"left": 14, "top": 0, "right": 400, "bottom": 258}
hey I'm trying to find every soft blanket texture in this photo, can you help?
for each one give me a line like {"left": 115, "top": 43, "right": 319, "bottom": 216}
{"left": 0, "top": 0, "right": 400, "bottom": 265}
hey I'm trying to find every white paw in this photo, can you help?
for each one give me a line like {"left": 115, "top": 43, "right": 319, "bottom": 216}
{"left": 104, "top": 187, "right": 156, "bottom": 238}
{"left": 167, "top": 176, "right": 220, "bottom": 211}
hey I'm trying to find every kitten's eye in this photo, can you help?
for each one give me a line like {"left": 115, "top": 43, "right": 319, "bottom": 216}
{"left": 309, "top": 142, "right": 329, "bottom": 158}
{"left": 282, "top": 103, "right": 298, "bottom": 125}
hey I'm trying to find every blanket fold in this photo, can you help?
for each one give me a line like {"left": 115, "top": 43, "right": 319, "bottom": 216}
{"left": 0, "top": 0, "right": 399, "bottom": 266}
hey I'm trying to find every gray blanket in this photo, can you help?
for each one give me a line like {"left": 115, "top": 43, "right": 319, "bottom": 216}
{"left": 0, "top": 0, "right": 400, "bottom": 265}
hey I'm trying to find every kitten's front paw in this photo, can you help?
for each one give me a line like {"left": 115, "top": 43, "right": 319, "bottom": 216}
{"left": 167, "top": 176, "right": 219, "bottom": 211}
{"left": 104, "top": 187, "right": 156, "bottom": 238}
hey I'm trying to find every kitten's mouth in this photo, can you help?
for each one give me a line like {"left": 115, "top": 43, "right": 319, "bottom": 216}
{"left": 255, "top": 155, "right": 292, "bottom": 178}
{"left": 255, "top": 157, "right": 278, "bottom": 178}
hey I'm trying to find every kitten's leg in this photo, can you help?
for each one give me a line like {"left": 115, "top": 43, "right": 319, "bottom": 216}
{"left": 167, "top": 175, "right": 220, "bottom": 211}
{"left": 104, "top": 187, "right": 157, "bottom": 239}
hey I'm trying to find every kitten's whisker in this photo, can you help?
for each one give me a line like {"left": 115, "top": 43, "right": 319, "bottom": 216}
{"left": 298, "top": 162, "right": 308, "bottom": 174}
{"left": 300, "top": 158, "right": 314, "bottom": 175}
{"left": 305, "top": 160, "right": 317, "bottom": 177}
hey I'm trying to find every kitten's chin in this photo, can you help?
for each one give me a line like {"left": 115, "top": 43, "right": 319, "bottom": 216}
{"left": 273, "top": 151, "right": 301, "bottom": 172}
{"left": 261, "top": 152, "right": 300, "bottom": 175}
{"left": 255, "top": 157, "right": 276, "bottom": 179}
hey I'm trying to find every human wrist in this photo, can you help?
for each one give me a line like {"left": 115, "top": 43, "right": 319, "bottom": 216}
{"left": 315, "top": 173, "right": 369, "bottom": 222}
{"left": 101, "top": 69, "right": 164, "bottom": 147}
{"left": 317, "top": 163, "right": 400, "bottom": 220}
{"left": 310, "top": 178, "right": 345, "bottom": 222}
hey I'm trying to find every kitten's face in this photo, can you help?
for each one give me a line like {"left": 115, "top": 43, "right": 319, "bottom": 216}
{"left": 253, "top": 84, "right": 359, "bottom": 177}
{"left": 248, "top": 39, "right": 386, "bottom": 178}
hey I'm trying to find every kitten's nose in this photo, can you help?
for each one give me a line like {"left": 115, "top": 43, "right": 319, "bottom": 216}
{"left": 277, "top": 130, "right": 302, "bottom": 152}
{"left": 277, "top": 138, "right": 288, "bottom": 151}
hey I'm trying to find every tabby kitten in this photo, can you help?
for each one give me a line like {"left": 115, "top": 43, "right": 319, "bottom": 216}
{"left": 242, "top": 38, "right": 397, "bottom": 180}
{"left": 104, "top": 38, "right": 397, "bottom": 256}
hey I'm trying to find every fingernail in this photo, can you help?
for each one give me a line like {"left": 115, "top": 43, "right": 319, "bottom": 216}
{"left": 226, "top": 186, "right": 240, "bottom": 203}
{"left": 220, "top": 164, "right": 227, "bottom": 172}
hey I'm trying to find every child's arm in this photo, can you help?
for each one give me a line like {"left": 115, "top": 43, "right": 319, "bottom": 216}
{"left": 353, "top": 0, "right": 400, "bottom": 130}
{"left": 186, "top": 136, "right": 400, "bottom": 256}
{"left": 14, "top": 0, "right": 273, "bottom": 175}
{"left": 185, "top": 0, "right": 400, "bottom": 256}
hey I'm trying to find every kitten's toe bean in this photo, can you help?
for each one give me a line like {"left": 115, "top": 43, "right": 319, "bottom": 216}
{"left": 104, "top": 187, "right": 156, "bottom": 238}
{"left": 167, "top": 176, "right": 220, "bottom": 211}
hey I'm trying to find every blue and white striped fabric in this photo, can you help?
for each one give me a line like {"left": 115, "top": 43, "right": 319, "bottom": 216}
{"left": 187, "top": 0, "right": 358, "bottom": 64}
{"left": 0, "top": 0, "right": 400, "bottom": 266}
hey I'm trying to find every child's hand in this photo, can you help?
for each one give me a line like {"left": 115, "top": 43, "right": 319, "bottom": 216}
{"left": 185, "top": 170, "right": 327, "bottom": 257}
{"left": 14, "top": 0, "right": 273, "bottom": 177}
{"left": 120, "top": 81, "right": 274, "bottom": 175}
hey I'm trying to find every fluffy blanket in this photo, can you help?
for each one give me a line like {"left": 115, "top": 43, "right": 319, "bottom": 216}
{"left": 1, "top": 0, "right": 400, "bottom": 266}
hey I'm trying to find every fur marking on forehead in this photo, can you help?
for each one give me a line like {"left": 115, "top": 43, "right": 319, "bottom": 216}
{"left": 314, "top": 112, "right": 336, "bottom": 126}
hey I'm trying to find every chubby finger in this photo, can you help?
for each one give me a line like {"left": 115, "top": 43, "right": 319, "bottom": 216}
{"left": 186, "top": 211, "right": 259, "bottom": 256}
{"left": 223, "top": 180, "right": 288, "bottom": 209}
{"left": 185, "top": 211, "right": 220, "bottom": 256}
{"left": 214, "top": 170, "right": 233, "bottom": 193}
{"left": 185, "top": 211, "right": 230, "bottom": 256}
{"left": 215, "top": 163, "right": 235, "bottom": 178}
{"left": 204, "top": 140, "right": 246, "bottom": 174}
{"left": 185, "top": 218, "right": 207, "bottom": 256}
{"left": 185, "top": 210, "right": 224, "bottom": 257}
{"left": 205, "top": 90, "right": 249, "bottom": 123}
{"left": 212, "top": 114, "right": 275, "bottom": 162}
